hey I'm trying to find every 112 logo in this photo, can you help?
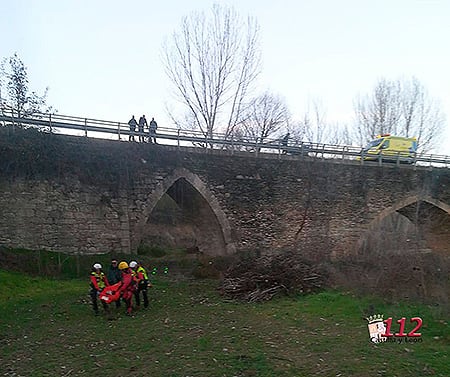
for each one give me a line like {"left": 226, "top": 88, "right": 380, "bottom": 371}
{"left": 366, "top": 315, "right": 423, "bottom": 343}
{"left": 382, "top": 317, "right": 422, "bottom": 337}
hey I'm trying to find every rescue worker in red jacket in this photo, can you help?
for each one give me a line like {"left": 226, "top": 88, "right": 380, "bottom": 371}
{"left": 90, "top": 263, "right": 109, "bottom": 315}
{"left": 118, "top": 261, "right": 136, "bottom": 316}
{"left": 130, "top": 260, "right": 149, "bottom": 308}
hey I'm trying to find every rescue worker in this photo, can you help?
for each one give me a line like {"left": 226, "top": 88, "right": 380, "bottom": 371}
{"left": 90, "top": 263, "right": 109, "bottom": 315}
{"left": 107, "top": 259, "right": 122, "bottom": 308}
{"left": 118, "top": 261, "right": 136, "bottom": 316}
{"left": 130, "top": 260, "right": 149, "bottom": 308}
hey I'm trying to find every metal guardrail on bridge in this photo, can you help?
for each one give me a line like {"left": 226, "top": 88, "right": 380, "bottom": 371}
{"left": 0, "top": 109, "right": 449, "bottom": 168}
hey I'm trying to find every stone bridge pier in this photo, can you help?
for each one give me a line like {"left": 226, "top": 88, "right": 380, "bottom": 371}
{"left": 0, "top": 131, "right": 449, "bottom": 258}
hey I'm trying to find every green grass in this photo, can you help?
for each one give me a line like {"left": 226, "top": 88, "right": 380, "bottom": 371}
{"left": 0, "top": 270, "right": 448, "bottom": 377}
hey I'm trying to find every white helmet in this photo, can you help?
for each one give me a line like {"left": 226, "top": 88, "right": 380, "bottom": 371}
{"left": 93, "top": 263, "right": 102, "bottom": 269}
{"left": 129, "top": 261, "right": 138, "bottom": 268}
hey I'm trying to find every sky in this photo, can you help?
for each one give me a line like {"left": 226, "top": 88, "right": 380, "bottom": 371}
{"left": 1, "top": 0, "right": 450, "bottom": 154}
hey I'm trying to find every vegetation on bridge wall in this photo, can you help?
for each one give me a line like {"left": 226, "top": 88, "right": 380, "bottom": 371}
{"left": 0, "top": 127, "right": 179, "bottom": 192}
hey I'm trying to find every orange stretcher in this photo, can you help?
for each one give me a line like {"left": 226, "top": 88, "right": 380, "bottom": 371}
{"left": 99, "top": 282, "right": 122, "bottom": 303}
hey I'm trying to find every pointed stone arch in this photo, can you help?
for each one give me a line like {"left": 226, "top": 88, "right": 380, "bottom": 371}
{"left": 370, "top": 195, "right": 450, "bottom": 227}
{"left": 132, "top": 168, "right": 235, "bottom": 255}
{"left": 357, "top": 195, "right": 450, "bottom": 255}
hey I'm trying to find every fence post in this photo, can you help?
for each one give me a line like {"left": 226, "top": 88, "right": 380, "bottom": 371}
{"left": 84, "top": 118, "right": 88, "bottom": 137}
{"left": 177, "top": 129, "right": 180, "bottom": 149}
{"left": 118, "top": 122, "right": 121, "bottom": 140}
{"left": 49, "top": 113, "right": 52, "bottom": 133}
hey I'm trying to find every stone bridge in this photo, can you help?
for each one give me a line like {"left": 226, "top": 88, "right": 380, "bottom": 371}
{"left": 0, "top": 129, "right": 449, "bottom": 258}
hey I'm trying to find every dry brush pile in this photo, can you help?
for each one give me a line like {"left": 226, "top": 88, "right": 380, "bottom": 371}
{"left": 218, "top": 252, "right": 328, "bottom": 302}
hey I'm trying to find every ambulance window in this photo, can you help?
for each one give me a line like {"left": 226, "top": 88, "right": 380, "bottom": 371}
{"left": 381, "top": 140, "right": 389, "bottom": 149}
{"left": 364, "top": 138, "right": 383, "bottom": 150}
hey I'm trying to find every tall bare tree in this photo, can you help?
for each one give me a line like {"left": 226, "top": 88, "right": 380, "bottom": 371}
{"left": 288, "top": 99, "right": 351, "bottom": 146}
{"left": 162, "top": 4, "right": 261, "bottom": 141}
{"left": 238, "top": 91, "right": 290, "bottom": 143}
{"left": 354, "top": 77, "right": 445, "bottom": 152}
{"left": 0, "top": 53, "right": 51, "bottom": 118}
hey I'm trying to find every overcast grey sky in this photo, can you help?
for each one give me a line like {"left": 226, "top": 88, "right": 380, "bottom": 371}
{"left": 2, "top": 0, "right": 449, "bottom": 153}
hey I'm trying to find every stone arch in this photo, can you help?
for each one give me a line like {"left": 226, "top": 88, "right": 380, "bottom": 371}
{"left": 132, "top": 167, "right": 235, "bottom": 255}
{"left": 358, "top": 195, "right": 450, "bottom": 254}
{"left": 370, "top": 195, "right": 450, "bottom": 227}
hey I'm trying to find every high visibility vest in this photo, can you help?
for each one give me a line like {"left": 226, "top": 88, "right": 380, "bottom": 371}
{"left": 91, "top": 271, "right": 107, "bottom": 289}
{"left": 137, "top": 266, "right": 149, "bottom": 280}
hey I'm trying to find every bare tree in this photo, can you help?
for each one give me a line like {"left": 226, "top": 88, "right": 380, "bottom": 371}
{"left": 399, "top": 77, "right": 445, "bottom": 152}
{"left": 284, "top": 101, "right": 323, "bottom": 146}
{"left": 354, "top": 77, "right": 445, "bottom": 152}
{"left": 288, "top": 99, "right": 350, "bottom": 146}
{"left": 354, "top": 79, "right": 401, "bottom": 142}
{"left": 0, "top": 53, "right": 52, "bottom": 118}
{"left": 238, "top": 91, "right": 290, "bottom": 144}
{"left": 162, "top": 4, "right": 261, "bottom": 142}
{"left": 302, "top": 100, "right": 328, "bottom": 143}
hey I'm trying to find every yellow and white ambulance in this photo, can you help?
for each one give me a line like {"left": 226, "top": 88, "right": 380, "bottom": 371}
{"left": 358, "top": 134, "right": 418, "bottom": 163}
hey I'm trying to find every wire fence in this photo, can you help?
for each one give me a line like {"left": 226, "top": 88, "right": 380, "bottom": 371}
{"left": 1, "top": 108, "right": 449, "bottom": 168}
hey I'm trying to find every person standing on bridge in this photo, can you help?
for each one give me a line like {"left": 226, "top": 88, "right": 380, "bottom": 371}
{"left": 281, "top": 132, "right": 290, "bottom": 154}
{"left": 148, "top": 117, "right": 158, "bottom": 144}
{"left": 138, "top": 115, "right": 148, "bottom": 143}
{"left": 128, "top": 115, "right": 137, "bottom": 142}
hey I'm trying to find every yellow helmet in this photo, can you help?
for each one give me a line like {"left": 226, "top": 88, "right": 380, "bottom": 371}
{"left": 118, "top": 261, "right": 129, "bottom": 270}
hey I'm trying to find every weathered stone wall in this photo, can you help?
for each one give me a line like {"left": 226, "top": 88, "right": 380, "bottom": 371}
{"left": 0, "top": 180, "right": 130, "bottom": 254}
{"left": 172, "top": 153, "right": 449, "bottom": 257}
{"left": 0, "top": 129, "right": 449, "bottom": 256}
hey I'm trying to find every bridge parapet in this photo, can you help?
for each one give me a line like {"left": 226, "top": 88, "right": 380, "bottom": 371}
{"left": 1, "top": 109, "right": 449, "bottom": 168}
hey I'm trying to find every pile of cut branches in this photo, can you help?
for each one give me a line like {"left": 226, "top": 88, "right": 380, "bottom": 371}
{"left": 218, "top": 253, "right": 327, "bottom": 302}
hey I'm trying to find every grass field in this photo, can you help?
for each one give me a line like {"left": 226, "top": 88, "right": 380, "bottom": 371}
{"left": 0, "top": 269, "right": 448, "bottom": 377}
